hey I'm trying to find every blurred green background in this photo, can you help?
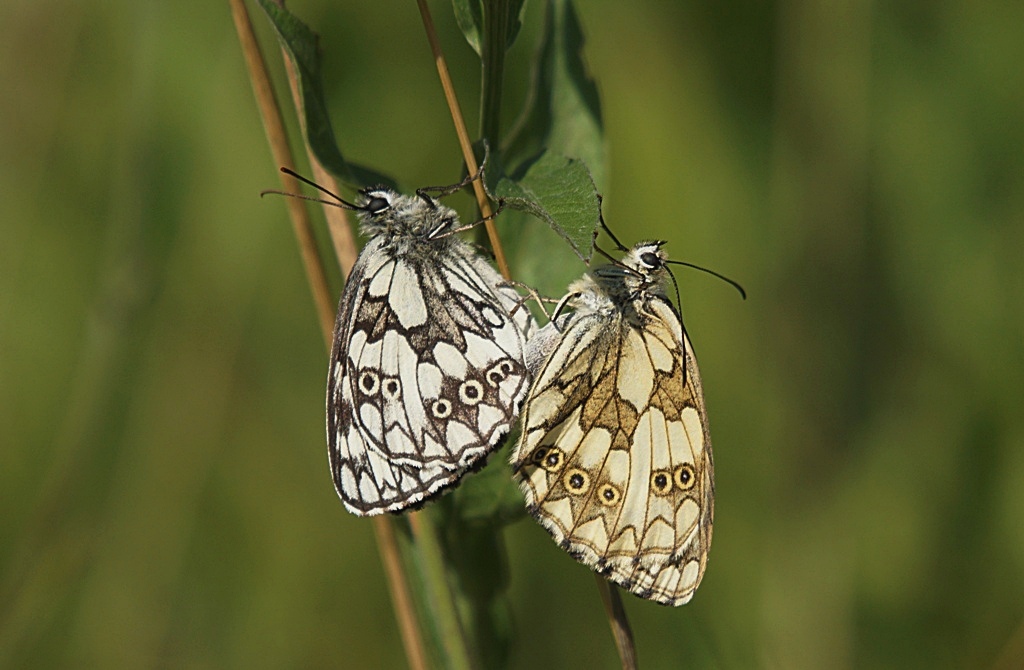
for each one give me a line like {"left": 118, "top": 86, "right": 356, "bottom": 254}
{"left": 3, "top": 0, "right": 1023, "bottom": 667}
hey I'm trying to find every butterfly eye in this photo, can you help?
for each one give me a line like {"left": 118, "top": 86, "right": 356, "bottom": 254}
{"left": 598, "top": 483, "right": 621, "bottom": 506}
{"left": 486, "top": 369, "right": 504, "bottom": 386}
{"left": 673, "top": 464, "right": 696, "bottom": 491}
{"left": 458, "top": 380, "right": 484, "bottom": 405}
{"left": 640, "top": 251, "right": 661, "bottom": 268}
{"left": 562, "top": 468, "right": 592, "bottom": 494}
{"left": 382, "top": 378, "right": 401, "bottom": 400}
{"left": 358, "top": 370, "right": 380, "bottom": 396}
{"left": 362, "top": 195, "right": 389, "bottom": 214}
{"left": 539, "top": 447, "right": 564, "bottom": 472}
{"left": 651, "top": 470, "right": 673, "bottom": 495}
{"left": 431, "top": 398, "right": 453, "bottom": 419}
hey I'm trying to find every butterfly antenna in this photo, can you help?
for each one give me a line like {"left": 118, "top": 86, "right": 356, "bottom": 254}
{"left": 666, "top": 266, "right": 683, "bottom": 312}
{"left": 269, "top": 167, "right": 363, "bottom": 209}
{"left": 664, "top": 259, "right": 747, "bottom": 299}
{"left": 259, "top": 189, "right": 360, "bottom": 209}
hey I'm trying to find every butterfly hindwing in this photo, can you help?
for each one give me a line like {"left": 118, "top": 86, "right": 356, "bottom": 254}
{"left": 328, "top": 189, "right": 533, "bottom": 516}
{"left": 511, "top": 242, "right": 714, "bottom": 606}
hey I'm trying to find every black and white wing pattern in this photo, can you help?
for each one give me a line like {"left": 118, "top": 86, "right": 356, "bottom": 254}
{"left": 328, "top": 187, "right": 534, "bottom": 516}
{"left": 511, "top": 241, "right": 714, "bottom": 606}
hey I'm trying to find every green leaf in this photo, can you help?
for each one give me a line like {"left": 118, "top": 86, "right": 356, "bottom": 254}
{"left": 257, "top": 0, "right": 396, "bottom": 189}
{"left": 398, "top": 513, "right": 476, "bottom": 670}
{"left": 439, "top": 511, "right": 514, "bottom": 669}
{"left": 452, "top": 0, "right": 484, "bottom": 55}
{"left": 456, "top": 0, "right": 528, "bottom": 146}
{"left": 451, "top": 445, "right": 526, "bottom": 525}
{"left": 490, "top": 150, "right": 600, "bottom": 263}
{"left": 503, "top": 0, "right": 605, "bottom": 189}
{"left": 452, "top": 0, "right": 525, "bottom": 56}
{"left": 389, "top": 519, "right": 446, "bottom": 669}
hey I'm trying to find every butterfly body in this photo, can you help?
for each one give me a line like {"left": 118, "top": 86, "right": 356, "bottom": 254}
{"left": 512, "top": 241, "right": 713, "bottom": 606}
{"left": 328, "top": 187, "right": 534, "bottom": 516}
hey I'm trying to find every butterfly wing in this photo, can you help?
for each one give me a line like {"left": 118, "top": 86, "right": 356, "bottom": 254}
{"left": 329, "top": 237, "right": 533, "bottom": 516}
{"left": 512, "top": 298, "right": 713, "bottom": 605}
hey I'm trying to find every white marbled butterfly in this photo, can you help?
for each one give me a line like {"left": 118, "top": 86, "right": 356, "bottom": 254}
{"left": 309, "top": 171, "right": 534, "bottom": 516}
{"left": 511, "top": 233, "right": 730, "bottom": 605}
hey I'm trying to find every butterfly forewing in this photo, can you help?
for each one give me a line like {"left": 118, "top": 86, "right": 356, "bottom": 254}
{"left": 328, "top": 189, "right": 534, "bottom": 516}
{"left": 511, "top": 242, "right": 714, "bottom": 606}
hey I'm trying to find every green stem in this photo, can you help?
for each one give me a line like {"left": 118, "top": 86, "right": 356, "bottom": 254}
{"left": 479, "top": 3, "right": 509, "bottom": 144}
{"left": 410, "top": 510, "right": 476, "bottom": 670}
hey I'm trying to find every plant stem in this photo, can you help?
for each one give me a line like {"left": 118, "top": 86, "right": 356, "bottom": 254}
{"left": 409, "top": 511, "right": 476, "bottom": 670}
{"left": 415, "top": 0, "right": 511, "bottom": 281}
{"left": 280, "top": 54, "right": 359, "bottom": 279}
{"left": 230, "top": 0, "right": 333, "bottom": 337}
{"left": 479, "top": 4, "right": 508, "bottom": 145}
{"left": 596, "top": 577, "right": 639, "bottom": 670}
{"left": 230, "top": 2, "right": 427, "bottom": 668}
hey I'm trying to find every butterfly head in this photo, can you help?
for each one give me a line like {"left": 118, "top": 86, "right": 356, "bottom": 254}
{"left": 355, "top": 187, "right": 457, "bottom": 240}
{"left": 591, "top": 241, "right": 670, "bottom": 298}
{"left": 624, "top": 241, "right": 669, "bottom": 278}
